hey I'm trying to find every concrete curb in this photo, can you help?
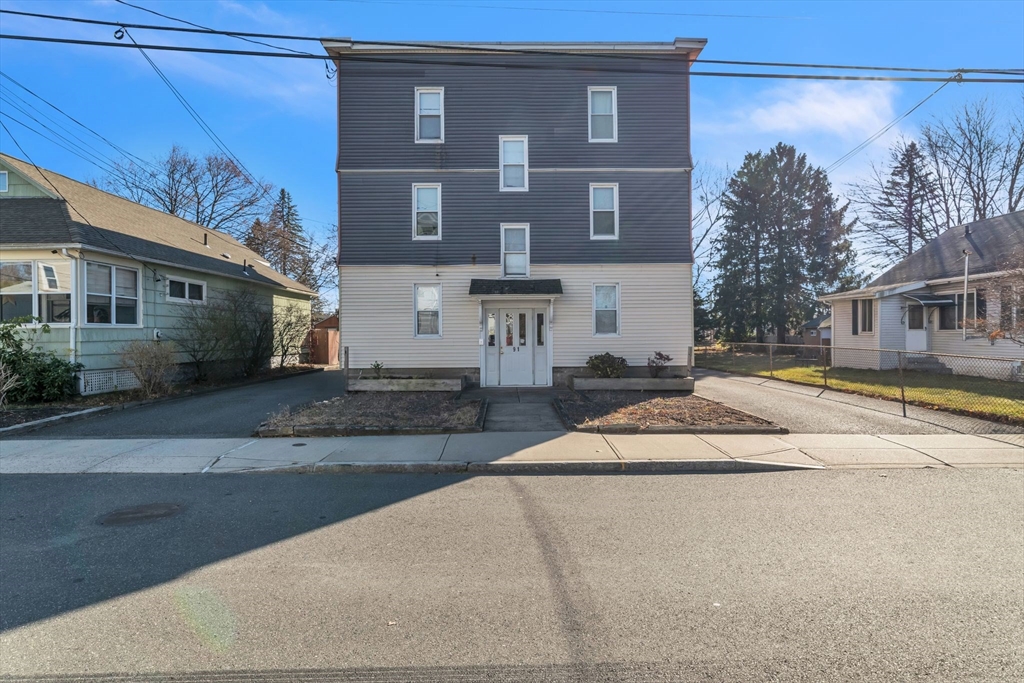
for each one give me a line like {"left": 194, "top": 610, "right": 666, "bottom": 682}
{"left": 217, "top": 458, "right": 821, "bottom": 475}
{"left": 0, "top": 406, "right": 113, "bottom": 435}
{"left": 256, "top": 398, "right": 489, "bottom": 438}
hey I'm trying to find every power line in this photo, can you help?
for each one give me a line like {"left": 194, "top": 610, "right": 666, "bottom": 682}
{"left": 0, "top": 112, "right": 119, "bottom": 174}
{"left": 2, "top": 33, "right": 1022, "bottom": 83}
{"left": 2, "top": 8, "right": 1021, "bottom": 76}
{"left": 824, "top": 76, "right": 958, "bottom": 174}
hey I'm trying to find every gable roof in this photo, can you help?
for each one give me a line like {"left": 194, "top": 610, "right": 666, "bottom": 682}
{"left": 0, "top": 154, "right": 315, "bottom": 296}
{"left": 869, "top": 211, "right": 1024, "bottom": 288}
{"left": 801, "top": 314, "right": 830, "bottom": 330}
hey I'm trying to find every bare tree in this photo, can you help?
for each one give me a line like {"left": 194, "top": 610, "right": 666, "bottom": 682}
{"left": 103, "top": 145, "right": 272, "bottom": 238}
{"left": 170, "top": 297, "right": 231, "bottom": 382}
{"left": 982, "top": 246, "right": 1024, "bottom": 347}
{"left": 272, "top": 303, "right": 311, "bottom": 367}
{"left": 691, "top": 164, "right": 730, "bottom": 293}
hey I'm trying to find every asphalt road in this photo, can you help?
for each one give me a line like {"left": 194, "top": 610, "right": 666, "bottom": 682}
{"left": 23, "top": 370, "right": 345, "bottom": 439}
{"left": 1, "top": 470, "right": 1021, "bottom": 681}
{"left": 692, "top": 368, "right": 1021, "bottom": 434}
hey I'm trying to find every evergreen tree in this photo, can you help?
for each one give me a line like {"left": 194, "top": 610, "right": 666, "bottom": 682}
{"left": 713, "top": 143, "right": 861, "bottom": 343}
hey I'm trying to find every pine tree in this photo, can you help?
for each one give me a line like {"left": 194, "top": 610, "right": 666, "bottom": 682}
{"left": 713, "top": 143, "right": 862, "bottom": 343}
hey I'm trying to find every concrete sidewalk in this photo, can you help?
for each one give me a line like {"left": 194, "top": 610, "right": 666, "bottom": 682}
{"left": 1, "top": 431, "right": 1020, "bottom": 474}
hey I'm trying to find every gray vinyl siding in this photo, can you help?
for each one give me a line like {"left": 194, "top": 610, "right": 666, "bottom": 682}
{"left": 878, "top": 295, "right": 905, "bottom": 351}
{"left": 340, "top": 171, "right": 690, "bottom": 266}
{"left": 336, "top": 53, "right": 692, "bottom": 267}
{"left": 336, "top": 55, "right": 691, "bottom": 170}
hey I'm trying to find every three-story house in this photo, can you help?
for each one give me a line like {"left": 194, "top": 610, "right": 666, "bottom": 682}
{"left": 321, "top": 38, "right": 706, "bottom": 386}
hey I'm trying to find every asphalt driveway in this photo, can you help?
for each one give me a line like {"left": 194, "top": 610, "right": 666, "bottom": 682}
{"left": 17, "top": 370, "right": 345, "bottom": 439}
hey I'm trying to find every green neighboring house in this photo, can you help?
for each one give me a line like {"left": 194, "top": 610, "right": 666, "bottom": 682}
{"left": 0, "top": 153, "right": 316, "bottom": 394}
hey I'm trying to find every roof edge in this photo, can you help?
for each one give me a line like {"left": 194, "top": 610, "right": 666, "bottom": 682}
{"left": 322, "top": 38, "right": 706, "bottom": 57}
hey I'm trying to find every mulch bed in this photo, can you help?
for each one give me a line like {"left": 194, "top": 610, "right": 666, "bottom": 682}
{"left": 558, "top": 391, "right": 774, "bottom": 429}
{"left": 267, "top": 392, "right": 482, "bottom": 430}
{"left": 0, "top": 404, "right": 96, "bottom": 429}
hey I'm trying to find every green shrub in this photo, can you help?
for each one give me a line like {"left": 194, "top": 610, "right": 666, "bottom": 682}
{"left": 586, "top": 352, "right": 629, "bottom": 378}
{"left": 0, "top": 317, "right": 82, "bottom": 403}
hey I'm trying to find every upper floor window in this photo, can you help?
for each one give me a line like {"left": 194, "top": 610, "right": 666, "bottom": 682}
{"left": 501, "top": 224, "right": 529, "bottom": 278}
{"left": 0, "top": 171, "right": 8, "bottom": 193}
{"left": 413, "top": 184, "right": 441, "bottom": 240}
{"left": 87, "top": 261, "right": 138, "bottom": 325}
{"left": 415, "top": 87, "right": 444, "bottom": 143}
{"left": 499, "top": 136, "right": 528, "bottom": 191}
{"left": 588, "top": 86, "right": 617, "bottom": 142}
{"left": 590, "top": 183, "right": 619, "bottom": 239}
{"left": 167, "top": 277, "right": 206, "bottom": 303}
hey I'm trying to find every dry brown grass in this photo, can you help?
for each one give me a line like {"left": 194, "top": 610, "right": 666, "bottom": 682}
{"left": 560, "top": 391, "right": 772, "bottom": 429}
{"left": 269, "top": 392, "right": 481, "bottom": 429}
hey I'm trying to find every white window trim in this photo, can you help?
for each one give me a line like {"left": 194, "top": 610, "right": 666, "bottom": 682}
{"left": 166, "top": 276, "right": 207, "bottom": 304}
{"left": 414, "top": 87, "right": 444, "bottom": 144}
{"left": 411, "top": 183, "right": 442, "bottom": 241}
{"left": 935, "top": 289, "right": 979, "bottom": 332}
{"left": 500, "top": 223, "right": 530, "bottom": 279}
{"left": 592, "top": 282, "right": 621, "bottom": 337}
{"left": 0, "top": 171, "right": 8, "bottom": 193}
{"left": 860, "top": 299, "right": 874, "bottom": 335}
{"left": 0, "top": 259, "right": 73, "bottom": 327}
{"left": 589, "top": 182, "right": 619, "bottom": 240}
{"left": 499, "top": 135, "right": 529, "bottom": 192}
{"left": 588, "top": 86, "right": 618, "bottom": 143}
{"left": 83, "top": 261, "right": 141, "bottom": 328}
{"left": 413, "top": 283, "right": 442, "bottom": 338}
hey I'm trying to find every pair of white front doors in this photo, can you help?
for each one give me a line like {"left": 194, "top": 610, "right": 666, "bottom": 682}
{"left": 485, "top": 307, "right": 549, "bottom": 386}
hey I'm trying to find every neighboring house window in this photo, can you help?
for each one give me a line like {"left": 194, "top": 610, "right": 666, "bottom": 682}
{"left": 414, "top": 284, "right": 441, "bottom": 337}
{"left": 940, "top": 291, "right": 985, "bottom": 330}
{"left": 594, "top": 283, "right": 620, "bottom": 336}
{"left": 588, "top": 86, "right": 617, "bottom": 142}
{"left": 415, "top": 87, "right": 444, "bottom": 143}
{"left": 590, "top": 183, "right": 619, "bottom": 239}
{"left": 501, "top": 224, "right": 529, "bottom": 278}
{"left": 167, "top": 277, "right": 205, "bottom": 303}
{"left": 86, "top": 262, "right": 138, "bottom": 325}
{"left": 412, "top": 184, "right": 441, "bottom": 240}
{"left": 0, "top": 171, "right": 8, "bottom": 192}
{"left": 851, "top": 299, "right": 872, "bottom": 334}
{"left": 0, "top": 260, "right": 71, "bottom": 323}
{"left": 499, "top": 136, "right": 528, "bottom": 191}
{"left": 809, "top": 329, "right": 817, "bottom": 337}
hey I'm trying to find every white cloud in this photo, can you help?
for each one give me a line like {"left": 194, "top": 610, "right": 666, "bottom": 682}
{"left": 746, "top": 82, "right": 897, "bottom": 138}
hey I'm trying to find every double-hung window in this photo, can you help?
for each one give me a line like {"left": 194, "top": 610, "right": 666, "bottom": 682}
{"left": 0, "top": 171, "right": 8, "bottom": 193}
{"left": 851, "top": 299, "right": 872, "bottom": 335}
{"left": 499, "top": 136, "right": 528, "bottom": 191}
{"left": 412, "top": 184, "right": 441, "bottom": 240}
{"left": 501, "top": 224, "right": 529, "bottom": 278}
{"left": 594, "top": 283, "right": 620, "bottom": 336}
{"left": 86, "top": 262, "right": 138, "bottom": 325}
{"left": 167, "top": 277, "right": 205, "bottom": 303}
{"left": 0, "top": 260, "right": 71, "bottom": 323}
{"left": 588, "top": 86, "right": 617, "bottom": 142}
{"left": 590, "top": 183, "right": 619, "bottom": 239}
{"left": 414, "top": 284, "right": 441, "bottom": 337}
{"left": 415, "top": 87, "right": 443, "bottom": 143}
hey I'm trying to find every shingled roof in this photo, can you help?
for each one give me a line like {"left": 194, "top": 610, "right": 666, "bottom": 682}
{"left": 869, "top": 211, "right": 1024, "bottom": 288}
{"left": 0, "top": 154, "right": 315, "bottom": 295}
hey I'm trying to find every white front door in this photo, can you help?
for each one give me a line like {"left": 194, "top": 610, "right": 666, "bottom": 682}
{"left": 498, "top": 308, "right": 533, "bottom": 386}
{"left": 906, "top": 304, "right": 927, "bottom": 351}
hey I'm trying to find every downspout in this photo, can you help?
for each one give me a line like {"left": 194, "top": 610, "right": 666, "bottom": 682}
{"left": 962, "top": 249, "right": 971, "bottom": 342}
{"left": 62, "top": 248, "right": 77, "bottom": 366}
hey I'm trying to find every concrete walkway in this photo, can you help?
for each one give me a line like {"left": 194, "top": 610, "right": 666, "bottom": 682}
{"left": 1, "top": 431, "right": 1020, "bottom": 474}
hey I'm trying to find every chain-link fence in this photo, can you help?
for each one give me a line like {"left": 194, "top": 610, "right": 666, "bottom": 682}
{"left": 695, "top": 342, "right": 1024, "bottom": 426}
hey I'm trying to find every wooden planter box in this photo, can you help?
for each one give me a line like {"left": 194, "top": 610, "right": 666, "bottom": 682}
{"left": 569, "top": 376, "right": 695, "bottom": 391}
{"left": 347, "top": 377, "right": 465, "bottom": 392}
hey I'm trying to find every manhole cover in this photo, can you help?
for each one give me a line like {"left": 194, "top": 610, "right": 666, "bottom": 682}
{"left": 98, "top": 503, "right": 183, "bottom": 526}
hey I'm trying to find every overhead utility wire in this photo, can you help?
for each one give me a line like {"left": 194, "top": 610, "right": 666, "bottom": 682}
{"left": 1, "top": 9, "right": 1021, "bottom": 75}
{"left": 2, "top": 34, "right": 1021, "bottom": 83}
{"left": 0, "top": 112, "right": 120, "bottom": 174}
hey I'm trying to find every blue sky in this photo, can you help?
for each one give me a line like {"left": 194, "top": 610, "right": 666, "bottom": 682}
{"left": 1, "top": 0, "right": 1022, "bottom": 275}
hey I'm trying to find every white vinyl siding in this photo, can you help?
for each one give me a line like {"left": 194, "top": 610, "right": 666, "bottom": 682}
{"left": 412, "top": 184, "right": 441, "bottom": 240}
{"left": 588, "top": 86, "right": 617, "bottom": 142}
{"left": 499, "top": 136, "right": 528, "bottom": 191}
{"left": 340, "top": 264, "right": 692, "bottom": 371}
{"left": 414, "top": 87, "right": 444, "bottom": 143}
{"left": 878, "top": 295, "right": 905, "bottom": 351}
{"left": 590, "top": 183, "right": 619, "bottom": 239}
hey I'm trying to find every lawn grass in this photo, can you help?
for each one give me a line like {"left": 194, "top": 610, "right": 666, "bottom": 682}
{"left": 697, "top": 351, "right": 1024, "bottom": 424}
